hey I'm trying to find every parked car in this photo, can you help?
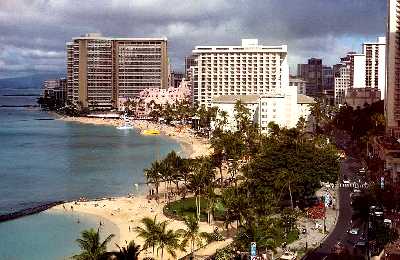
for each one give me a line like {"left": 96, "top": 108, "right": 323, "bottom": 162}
{"left": 280, "top": 251, "right": 297, "bottom": 260}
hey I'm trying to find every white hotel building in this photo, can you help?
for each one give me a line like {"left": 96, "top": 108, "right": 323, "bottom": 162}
{"left": 190, "top": 39, "right": 289, "bottom": 107}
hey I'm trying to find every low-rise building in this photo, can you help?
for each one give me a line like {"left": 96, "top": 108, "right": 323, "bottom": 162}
{"left": 211, "top": 91, "right": 314, "bottom": 133}
{"left": 212, "top": 95, "right": 259, "bottom": 131}
{"left": 371, "top": 136, "right": 400, "bottom": 184}
{"left": 345, "top": 87, "right": 381, "bottom": 109}
{"left": 119, "top": 79, "right": 191, "bottom": 113}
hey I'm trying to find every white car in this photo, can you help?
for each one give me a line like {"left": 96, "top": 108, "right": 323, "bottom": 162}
{"left": 280, "top": 251, "right": 297, "bottom": 260}
{"left": 353, "top": 188, "right": 361, "bottom": 193}
{"left": 349, "top": 228, "right": 359, "bottom": 235}
{"left": 343, "top": 180, "right": 350, "bottom": 184}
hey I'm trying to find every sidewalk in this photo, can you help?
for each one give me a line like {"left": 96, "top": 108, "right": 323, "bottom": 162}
{"left": 289, "top": 186, "right": 339, "bottom": 252}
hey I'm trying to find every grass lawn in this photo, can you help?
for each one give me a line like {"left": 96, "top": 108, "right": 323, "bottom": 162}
{"left": 164, "top": 197, "right": 225, "bottom": 222}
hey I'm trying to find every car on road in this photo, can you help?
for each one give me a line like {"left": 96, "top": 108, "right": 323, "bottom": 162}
{"left": 280, "top": 251, "right": 297, "bottom": 260}
{"left": 349, "top": 228, "right": 359, "bottom": 235}
{"left": 353, "top": 188, "right": 361, "bottom": 193}
{"left": 343, "top": 179, "right": 350, "bottom": 184}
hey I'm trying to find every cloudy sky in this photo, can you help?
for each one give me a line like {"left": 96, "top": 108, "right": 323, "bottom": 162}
{"left": 0, "top": 0, "right": 386, "bottom": 78}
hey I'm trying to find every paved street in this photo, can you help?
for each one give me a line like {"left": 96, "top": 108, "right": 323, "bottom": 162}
{"left": 303, "top": 133, "right": 368, "bottom": 260}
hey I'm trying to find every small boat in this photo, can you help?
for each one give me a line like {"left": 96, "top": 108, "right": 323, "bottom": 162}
{"left": 143, "top": 129, "right": 160, "bottom": 135}
{"left": 117, "top": 124, "right": 134, "bottom": 130}
{"left": 117, "top": 114, "right": 134, "bottom": 130}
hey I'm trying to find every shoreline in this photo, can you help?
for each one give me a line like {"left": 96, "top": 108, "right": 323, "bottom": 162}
{"left": 57, "top": 115, "right": 211, "bottom": 159}
{"left": 49, "top": 115, "right": 213, "bottom": 258}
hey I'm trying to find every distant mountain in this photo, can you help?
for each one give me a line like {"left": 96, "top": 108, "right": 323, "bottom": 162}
{"left": 0, "top": 73, "right": 65, "bottom": 89}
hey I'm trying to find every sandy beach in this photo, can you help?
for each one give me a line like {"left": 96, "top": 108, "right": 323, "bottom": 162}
{"left": 50, "top": 116, "right": 214, "bottom": 259}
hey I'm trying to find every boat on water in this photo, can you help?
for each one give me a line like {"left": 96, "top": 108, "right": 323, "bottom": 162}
{"left": 116, "top": 114, "right": 134, "bottom": 130}
{"left": 117, "top": 124, "right": 134, "bottom": 130}
{"left": 143, "top": 129, "right": 160, "bottom": 135}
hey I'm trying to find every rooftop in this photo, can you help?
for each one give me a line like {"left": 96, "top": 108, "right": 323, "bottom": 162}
{"left": 212, "top": 94, "right": 260, "bottom": 104}
{"left": 297, "top": 94, "right": 316, "bottom": 104}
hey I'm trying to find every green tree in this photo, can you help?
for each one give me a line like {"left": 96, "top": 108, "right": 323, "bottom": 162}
{"left": 188, "top": 157, "right": 215, "bottom": 221}
{"left": 72, "top": 228, "right": 115, "bottom": 260}
{"left": 144, "top": 161, "right": 165, "bottom": 197}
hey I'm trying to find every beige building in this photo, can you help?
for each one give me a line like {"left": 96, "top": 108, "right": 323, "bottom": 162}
{"left": 66, "top": 33, "right": 168, "bottom": 110}
{"left": 386, "top": 0, "right": 400, "bottom": 137}
{"left": 345, "top": 87, "right": 381, "bottom": 109}
{"left": 190, "top": 39, "right": 289, "bottom": 107}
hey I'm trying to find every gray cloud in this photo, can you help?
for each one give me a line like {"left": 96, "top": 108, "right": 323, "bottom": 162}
{"left": 0, "top": 0, "right": 386, "bottom": 78}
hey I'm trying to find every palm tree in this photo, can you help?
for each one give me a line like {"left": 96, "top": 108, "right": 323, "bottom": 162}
{"left": 144, "top": 161, "right": 164, "bottom": 197}
{"left": 188, "top": 157, "right": 215, "bottom": 221}
{"left": 112, "top": 240, "right": 141, "bottom": 260}
{"left": 72, "top": 228, "right": 115, "bottom": 260}
{"left": 136, "top": 216, "right": 182, "bottom": 260}
{"left": 157, "top": 221, "right": 182, "bottom": 260}
{"left": 135, "top": 216, "right": 160, "bottom": 255}
{"left": 178, "top": 215, "right": 206, "bottom": 255}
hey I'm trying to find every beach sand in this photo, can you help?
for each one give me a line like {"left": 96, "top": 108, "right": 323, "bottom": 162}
{"left": 50, "top": 116, "right": 215, "bottom": 259}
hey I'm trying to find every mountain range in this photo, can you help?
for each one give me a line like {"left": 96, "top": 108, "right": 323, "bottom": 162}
{"left": 0, "top": 73, "right": 65, "bottom": 89}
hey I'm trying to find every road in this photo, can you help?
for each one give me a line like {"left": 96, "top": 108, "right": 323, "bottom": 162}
{"left": 303, "top": 137, "right": 368, "bottom": 259}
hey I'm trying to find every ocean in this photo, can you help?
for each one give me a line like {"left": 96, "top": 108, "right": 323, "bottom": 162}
{"left": 0, "top": 88, "right": 181, "bottom": 259}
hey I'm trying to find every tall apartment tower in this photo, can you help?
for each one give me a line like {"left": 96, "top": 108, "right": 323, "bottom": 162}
{"left": 191, "top": 39, "right": 289, "bottom": 107}
{"left": 66, "top": 33, "right": 168, "bottom": 110}
{"left": 334, "top": 54, "right": 353, "bottom": 105}
{"left": 386, "top": 0, "right": 400, "bottom": 137}
{"left": 363, "top": 37, "right": 386, "bottom": 99}
{"left": 297, "top": 58, "right": 323, "bottom": 98}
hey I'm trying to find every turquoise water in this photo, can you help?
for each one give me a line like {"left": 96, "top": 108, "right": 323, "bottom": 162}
{"left": 0, "top": 89, "right": 182, "bottom": 259}
{"left": 0, "top": 211, "right": 119, "bottom": 260}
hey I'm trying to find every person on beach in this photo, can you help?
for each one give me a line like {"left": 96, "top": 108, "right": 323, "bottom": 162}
{"left": 71, "top": 206, "right": 73, "bottom": 211}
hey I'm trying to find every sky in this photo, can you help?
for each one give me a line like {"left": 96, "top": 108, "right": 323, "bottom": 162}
{"left": 0, "top": 0, "right": 387, "bottom": 78}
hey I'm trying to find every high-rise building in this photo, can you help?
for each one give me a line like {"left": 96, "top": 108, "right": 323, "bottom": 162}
{"left": 170, "top": 71, "right": 184, "bottom": 88}
{"left": 363, "top": 37, "right": 386, "bottom": 99}
{"left": 297, "top": 58, "right": 323, "bottom": 97}
{"left": 191, "top": 39, "right": 289, "bottom": 107}
{"left": 334, "top": 62, "right": 351, "bottom": 105}
{"left": 322, "top": 66, "right": 334, "bottom": 91}
{"left": 66, "top": 33, "right": 168, "bottom": 110}
{"left": 386, "top": 0, "right": 400, "bottom": 137}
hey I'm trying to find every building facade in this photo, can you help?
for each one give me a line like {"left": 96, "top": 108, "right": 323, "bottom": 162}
{"left": 297, "top": 58, "right": 323, "bottom": 97}
{"left": 334, "top": 63, "right": 351, "bottom": 105}
{"left": 322, "top": 66, "right": 334, "bottom": 91}
{"left": 191, "top": 39, "right": 289, "bottom": 107}
{"left": 386, "top": 0, "right": 400, "bottom": 137}
{"left": 363, "top": 37, "right": 386, "bottom": 99}
{"left": 43, "top": 78, "right": 67, "bottom": 102}
{"left": 345, "top": 87, "right": 381, "bottom": 109}
{"left": 289, "top": 76, "right": 307, "bottom": 95}
{"left": 66, "top": 33, "right": 168, "bottom": 110}
{"left": 211, "top": 88, "right": 314, "bottom": 133}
